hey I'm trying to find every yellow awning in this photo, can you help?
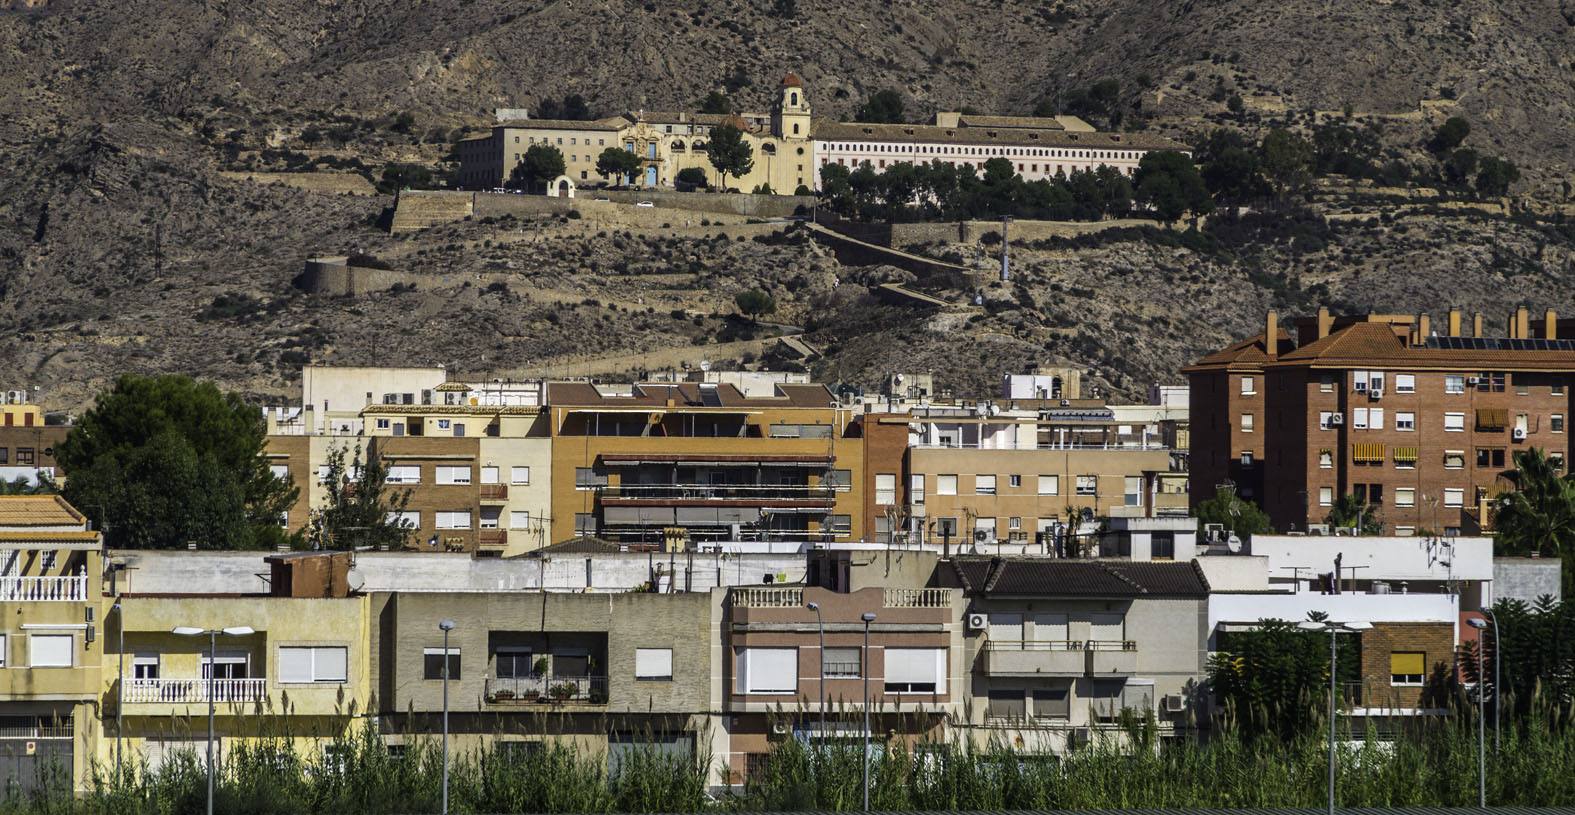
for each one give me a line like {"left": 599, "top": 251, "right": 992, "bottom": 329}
{"left": 1393, "top": 446, "right": 1419, "bottom": 464}
{"left": 1476, "top": 408, "right": 1508, "bottom": 430}
{"left": 1353, "top": 442, "right": 1386, "bottom": 463}
{"left": 1390, "top": 652, "right": 1425, "bottom": 675}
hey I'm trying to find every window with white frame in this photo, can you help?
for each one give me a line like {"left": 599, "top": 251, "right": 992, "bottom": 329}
{"left": 385, "top": 465, "right": 420, "bottom": 484}
{"left": 1319, "top": 487, "right": 1334, "bottom": 506}
{"left": 435, "top": 511, "right": 471, "bottom": 529}
{"left": 1443, "top": 488, "right": 1465, "bottom": 507}
{"left": 1396, "top": 412, "right": 1415, "bottom": 431}
{"left": 822, "top": 647, "right": 861, "bottom": 678}
{"left": 1123, "top": 477, "right": 1143, "bottom": 506}
{"left": 1319, "top": 412, "right": 1334, "bottom": 430}
{"left": 937, "top": 475, "right": 957, "bottom": 496}
{"left": 270, "top": 464, "right": 290, "bottom": 481}
{"left": 435, "top": 466, "right": 471, "bottom": 485}
{"left": 1008, "top": 474, "right": 1021, "bottom": 488}
{"left": 509, "top": 511, "right": 531, "bottom": 529}
{"left": 480, "top": 466, "right": 500, "bottom": 485}
{"left": 1008, "top": 516, "right": 1022, "bottom": 530}
{"left": 479, "top": 506, "right": 501, "bottom": 529}
{"left": 975, "top": 475, "right": 997, "bottom": 496}
{"left": 386, "top": 511, "right": 420, "bottom": 529}
{"left": 1444, "top": 450, "right": 1466, "bottom": 469}
{"left": 1240, "top": 413, "right": 1254, "bottom": 433}
{"left": 29, "top": 634, "right": 72, "bottom": 668}
{"left": 278, "top": 646, "right": 348, "bottom": 683}
{"left": 1038, "top": 475, "right": 1059, "bottom": 496}
{"left": 1319, "top": 450, "right": 1333, "bottom": 469}
{"left": 1240, "top": 376, "right": 1255, "bottom": 395}
{"left": 510, "top": 466, "right": 531, "bottom": 484}
{"left": 1353, "top": 408, "right": 1369, "bottom": 430}
{"left": 735, "top": 647, "right": 797, "bottom": 694}
{"left": 1445, "top": 375, "right": 1465, "bottom": 394}
{"left": 635, "top": 648, "right": 673, "bottom": 681}
{"left": 883, "top": 648, "right": 946, "bottom": 694}
{"left": 1395, "top": 374, "right": 1416, "bottom": 394}
{"left": 1444, "top": 412, "right": 1466, "bottom": 431}
{"left": 1395, "top": 488, "right": 1416, "bottom": 508}
{"left": 910, "top": 474, "right": 925, "bottom": 504}
{"left": 0, "top": 634, "right": 7, "bottom": 667}
{"left": 1554, "top": 414, "right": 1565, "bottom": 434}
{"left": 1076, "top": 475, "right": 1097, "bottom": 496}
{"left": 1369, "top": 408, "right": 1385, "bottom": 430}
{"left": 875, "top": 474, "right": 897, "bottom": 506}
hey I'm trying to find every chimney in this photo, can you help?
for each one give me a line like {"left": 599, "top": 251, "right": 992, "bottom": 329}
{"left": 1517, "top": 306, "right": 1531, "bottom": 339}
{"left": 1448, "top": 308, "right": 1462, "bottom": 337}
{"left": 1265, "top": 310, "right": 1280, "bottom": 360}
{"left": 1316, "top": 306, "right": 1333, "bottom": 340}
{"left": 1417, "top": 313, "right": 1431, "bottom": 341}
{"left": 1546, "top": 309, "right": 1559, "bottom": 340}
{"left": 1473, "top": 312, "right": 1484, "bottom": 338}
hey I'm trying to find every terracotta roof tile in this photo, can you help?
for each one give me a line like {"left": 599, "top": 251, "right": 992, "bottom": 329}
{"left": 0, "top": 496, "right": 85, "bottom": 527}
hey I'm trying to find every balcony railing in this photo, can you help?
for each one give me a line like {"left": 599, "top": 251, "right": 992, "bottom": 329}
{"left": 0, "top": 575, "right": 89, "bottom": 602}
{"left": 479, "top": 484, "right": 509, "bottom": 501}
{"left": 484, "top": 675, "right": 608, "bottom": 704}
{"left": 985, "top": 640, "right": 1083, "bottom": 651}
{"left": 122, "top": 678, "right": 267, "bottom": 705}
{"left": 477, "top": 529, "right": 508, "bottom": 550}
{"left": 1085, "top": 640, "right": 1137, "bottom": 651}
{"left": 732, "top": 587, "right": 804, "bottom": 608}
{"left": 599, "top": 484, "right": 835, "bottom": 501}
{"left": 883, "top": 588, "right": 953, "bottom": 608}
{"left": 912, "top": 441, "right": 1171, "bottom": 451}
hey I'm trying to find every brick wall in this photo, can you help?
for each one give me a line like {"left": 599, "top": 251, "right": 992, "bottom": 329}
{"left": 1359, "top": 621, "right": 1455, "bottom": 710}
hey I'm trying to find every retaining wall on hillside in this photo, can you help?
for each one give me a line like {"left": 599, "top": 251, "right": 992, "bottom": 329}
{"left": 389, "top": 191, "right": 474, "bottom": 233}
{"left": 596, "top": 190, "right": 812, "bottom": 217}
{"left": 889, "top": 218, "right": 1158, "bottom": 248}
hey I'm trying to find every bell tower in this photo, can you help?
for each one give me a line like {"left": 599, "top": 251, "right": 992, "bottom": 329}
{"left": 772, "top": 72, "right": 812, "bottom": 139}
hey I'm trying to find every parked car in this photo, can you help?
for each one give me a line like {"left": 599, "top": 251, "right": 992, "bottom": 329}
{"left": 636, "top": 201, "right": 655, "bottom": 208}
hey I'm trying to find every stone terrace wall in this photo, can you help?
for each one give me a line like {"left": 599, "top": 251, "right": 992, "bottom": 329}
{"left": 389, "top": 191, "right": 474, "bottom": 233}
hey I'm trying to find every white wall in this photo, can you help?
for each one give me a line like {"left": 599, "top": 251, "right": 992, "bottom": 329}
{"left": 1208, "top": 592, "right": 1459, "bottom": 648}
{"left": 1248, "top": 535, "right": 1493, "bottom": 582}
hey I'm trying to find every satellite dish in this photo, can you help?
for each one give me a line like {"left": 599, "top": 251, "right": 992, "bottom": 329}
{"left": 894, "top": 373, "right": 904, "bottom": 384}
{"left": 1226, "top": 534, "right": 1242, "bottom": 553}
{"left": 347, "top": 567, "right": 367, "bottom": 593}
{"left": 699, "top": 360, "right": 712, "bottom": 372}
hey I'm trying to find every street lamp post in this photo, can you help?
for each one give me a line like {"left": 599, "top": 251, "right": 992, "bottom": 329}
{"left": 1479, "top": 607, "right": 1501, "bottom": 751}
{"left": 439, "top": 619, "right": 456, "bottom": 815}
{"left": 112, "top": 602, "right": 123, "bottom": 782}
{"left": 860, "top": 612, "right": 876, "bottom": 813}
{"left": 1468, "top": 617, "right": 1490, "bottom": 807}
{"left": 1298, "top": 620, "right": 1371, "bottom": 815}
{"left": 172, "top": 625, "right": 256, "bottom": 815}
{"left": 807, "top": 602, "right": 825, "bottom": 744}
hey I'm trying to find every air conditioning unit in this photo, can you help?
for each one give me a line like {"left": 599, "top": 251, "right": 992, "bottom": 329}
{"left": 967, "top": 613, "right": 989, "bottom": 632}
{"left": 1369, "top": 389, "right": 1383, "bottom": 400}
{"left": 1466, "top": 376, "right": 1481, "bottom": 385}
{"left": 770, "top": 720, "right": 792, "bottom": 736}
{"left": 1513, "top": 427, "right": 1528, "bottom": 441}
{"left": 1067, "top": 727, "right": 1093, "bottom": 747}
{"left": 1162, "top": 694, "right": 1186, "bottom": 714}
{"left": 1329, "top": 413, "right": 1345, "bottom": 426}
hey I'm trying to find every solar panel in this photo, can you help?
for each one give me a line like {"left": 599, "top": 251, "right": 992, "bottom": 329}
{"left": 1424, "top": 335, "right": 1575, "bottom": 352}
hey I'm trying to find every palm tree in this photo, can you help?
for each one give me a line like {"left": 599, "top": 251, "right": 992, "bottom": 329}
{"left": 0, "top": 475, "right": 56, "bottom": 495}
{"left": 1493, "top": 447, "right": 1575, "bottom": 557}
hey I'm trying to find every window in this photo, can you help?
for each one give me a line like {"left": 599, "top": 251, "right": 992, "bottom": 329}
{"left": 1396, "top": 412, "right": 1415, "bottom": 431}
{"left": 1443, "top": 488, "right": 1465, "bottom": 507}
{"left": 988, "top": 689, "right": 1026, "bottom": 721}
{"left": 270, "top": 464, "right": 290, "bottom": 481}
{"left": 435, "top": 466, "right": 471, "bottom": 485}
{"left": 1037, "top": 475, "right": 1059, "bottom": 496}
{"left": 826, "top": 515, "right": 852, "bottom": 535}
{"left": 1320, "top": 374, "right": 1336, "bottom": 393}
{"left": 822, "top": 647, "right": 861, "bottom": 678}
{"left": 423, "top": 647, "right": 460, "bottom": 680}
{"left": 1477, "top": 372, "right": 1507, "bottom": 392}
{"left": 1319, "top": 411, "right": 1334, "bottom": 430}
{"left": 574, "top": 513, "right": 596, "bottom": 535}
{"left": 479, "top": 507, "right": 501, "bottom": 529}
{"left": 1075, "top": 475, "right": 1097, "bottom": 496}
{"left": 437, "top": 419, "right": 451, "bottom": 430}
{"left": 1445, "top": 375, "right": 1465, "bottom": 394}
{"left": 936, "top": 517, "right": 957, "bottom": 538}
{"left": 278, "top": 646, "right": 348, "bottom": 683}
{"left": 1152, "top": 532, "right": 1176, "bottom": 560}
{"left": 1319, "top": 450, "right": 1333, "bottom": 468}
{"left": 386, "top": 511, "right": 419, "bottom": 529}
{"left": 1008, "top": 474, "right": 1022, "bottom": 488}
{"left": 937, "top": 475, "right": 958, "bottom": 496}
{"left": 736, "top": 647, "right": 797, "bottom": 694}
{"left": 435, "top": 511, "right": 471, "bottom": 529}
{"left": 204, "top": 651, "right": 249, "bottom": 679}
{"left": 635, "top": 648, "right": 673, "bottom": 681}
{"left": 29, "top": 635, "right": 72, "bottom": 668}
{"left": 1394, "top": 526, "right": 1416, "bottom": 537}
{"left": 15, "top": 448, "right": 33, "bottom": 466}
{"left": 1554, "top": 415, "right": 1565, "bottom": 433}
{"left": 1033, "top": 686, "right": 1070, "bottom": 719}
{"left": 376, "top": 418, "right": 390, "bottom": 429}
{"left": 385, "top": 465, "right": 420, "bottom": 484}
{"left": 1444, "top": 412, "right": 1466, "bottom": 431}
{"left": 1353, "top": 408, "right": 1369, "bottom": 430}
{"left": 1395, "top": 488, "right": 1416, "bottom": 508}
{"left": 1477, "top": 448, "right": 1506, "bottom": 468}
{"left": 575, "top": 468, "right": 607, "bottom": 488}
{"left": 910, "top": 474, "right": 925, "bottom": 504}
{"left": 827, "top": 469, "right": 852, "bottom": 491}
{"left": 510, "top": 466, "right": 532, "bottom": 484}
{"left": 1395, "top": 374, "right": 1416, "bottom": 394}
{"left": 1123, "top": 476, "right": 1143, "bottom": 506}
{"left": 883, "top": 648, "right": 946, "bottom": 694}
{"left": 0, "top": 449, "right": 7, "bottom": 465}
{"left": 1240, "top": 376, "right": 1256, "bottom": 395}
{"left": 1008, "top": 516, "right": 1022, "bottom": 530}
{"left": 875, "top": 474, "right": 897, "bottom": 506}
{"left": 1240, "top": 413, "right": 1254, "bottom": 433}
{"left": 1390, "top": 652, "right": 1425, "bottom": 685}
{"left": 132, "top": 653, "right": 158, "bottom": 679}
{"left": 480, "top": 466, "right": 500, "bottom": 485}
{"left": 1444, "top": 450, "right": 1466, "bottom": 469}
{"left": 975, "top": 475, "right": 997, "bottom": 495}
{"left": 493, "top": 649, "right": 533, "bottom": 679}
{"left": 509, "top": 511, "right": 531, "bottom": 529}
{"left": 1319, "top": 487, "right": 1334, "bottom": 506}
{"left": 40, "top": 551, "right": 55, "bottom": 571}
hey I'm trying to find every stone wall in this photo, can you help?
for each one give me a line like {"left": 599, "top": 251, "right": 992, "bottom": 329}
{"left": 292, "top": 257, "right": 448, "bottom": 296}
{"left": 1494, "top": 557, "right": 1562, "bottom": 604}
{"left": 597, "top": 189, "right": 812, "bottom": 217}
{"left": 389, "top": 191, "right": 474, "bottom": 233}
{"left": 890, "top": 218, "right": 1157, "bottom": 248}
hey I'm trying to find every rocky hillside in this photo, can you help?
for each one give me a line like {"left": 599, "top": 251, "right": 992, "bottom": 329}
{"left": 1, "top": 0, "right": 1573, "bottom": 408}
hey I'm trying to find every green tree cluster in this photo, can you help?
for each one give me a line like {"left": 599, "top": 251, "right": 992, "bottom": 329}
{"left": 1493, "top": 447, "right": 1575, "bottom": 594}
{"left": 674, "top": 167, "right": 709, "bottom": 189}
{"left": 1192, "top": 484, "right": 1271, "bottom": 541}
{"left": 698, "top": 91, "right": 732, "bottom": 115}
{"left": 1323, "top": 492, "right": 1384, "bottom": 535}
{"left": 855, "top": 89, "right": 906, "bottom": 123}
{"left": 57, "top": 375, "right": 297, "bottom": 549}
{"left": 1207, "top": 618, "right": 1361, "bottom": 739}
{"left": 594, "top": 147, "right": 642, "bottom": 186}
{"left": 507, "top": 145, "right": 566, "bottom": 192}
{"left": 817, "top": 156, "right": 1142, "bottom": 223}
{"left": 704, "top": 124, "right": 754, "bottom": 191}
{"left": 536, "top": 94, "right": 594, "bottom": 121}
{"left": 733, "top": 289, "right": 775, "bottom": 321}
{"left": 305, "top": 443, "right": 414, "bottom": 551}
{"left": 376, "top": 163, "right": 435, "bottom": 195}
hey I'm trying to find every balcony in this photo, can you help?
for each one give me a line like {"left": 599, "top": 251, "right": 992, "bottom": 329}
{"left": 884, "top": 588, "right": 953, "bottom": 608}
{"left": 598, "top": 483, "right": 835, "bottom": 505}
{"left": 122, "top": 678, "right": 267, "bottom": 705}
{"left": 732, "top": 587, "right": 803, "bottom": 608}
{"left": 982, "top": 641, "right": 1087, "bottom": 677}
{"left": 479, "top": 484, "right": 509, "bottom": 503}
{"left": 484, "top": 675, "right": 608, "bottom": 705}
{"left": 0, "top": 575, "right": 89, "bottom": 602}
{"left": 1086, "top": 640, "right": 1138, "bottom": 676}
{"left": 477, "top": 529, "right": 508, "bottom": 551}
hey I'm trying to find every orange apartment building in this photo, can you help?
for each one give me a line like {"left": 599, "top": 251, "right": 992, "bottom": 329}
{"left": 1190, "top": 307, "right": 1575, "bottom": 534}
{"left": 1182, "top": 320, "right": 1296, "bottom": 509}
{"left": 546, "top": 382, "right": 904, "bottom": 545}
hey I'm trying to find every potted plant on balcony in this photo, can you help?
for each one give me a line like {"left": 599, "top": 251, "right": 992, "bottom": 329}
{"left": 548, "top": 682, "right": 577, "bottom": 703}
